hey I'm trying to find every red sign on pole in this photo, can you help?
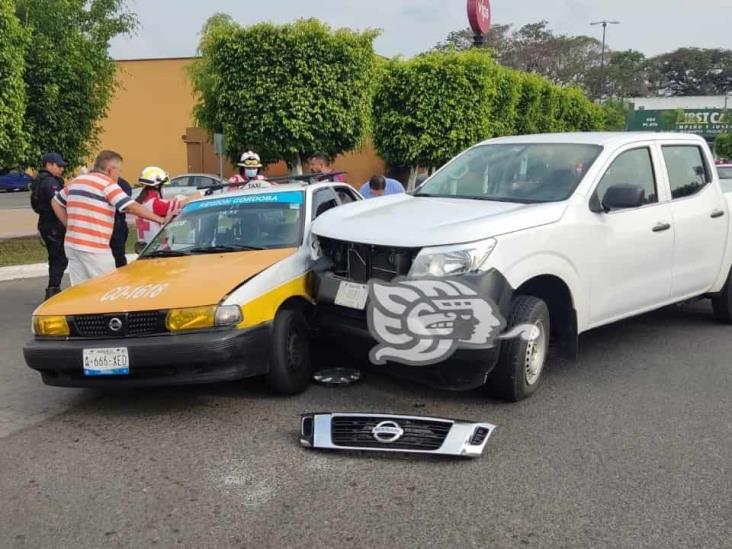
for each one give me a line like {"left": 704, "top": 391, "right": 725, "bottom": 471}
{"left": 467, "top": 0, "right": 492, "bottom": 35}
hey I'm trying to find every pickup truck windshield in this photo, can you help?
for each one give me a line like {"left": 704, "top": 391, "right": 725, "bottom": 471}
{"left": 415, "top": 144, "right": 603, "bottom": 203}
{"left": 140, "top": 191, "right": 305, "bottom": 257}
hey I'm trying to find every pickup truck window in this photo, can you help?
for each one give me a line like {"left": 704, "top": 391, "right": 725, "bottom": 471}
{"left": 662, "top": 146, "right": 710, "bottom": 199}
{"left": 312, "top": 188, "right": 339, "bottom": 219}
{"left": 593, "top": 148, "right": 658, "bottom": 207}
{"left": 414, "top": 144, "right": 602, "bottom": 203}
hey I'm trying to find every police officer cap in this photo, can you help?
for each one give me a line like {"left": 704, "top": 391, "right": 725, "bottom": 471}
{"left": 42, "top": 152, "right": 67, "bottom": 167}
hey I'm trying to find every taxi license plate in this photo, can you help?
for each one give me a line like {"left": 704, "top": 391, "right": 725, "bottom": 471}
{"left": 334, "top": 281, "right": 369, "bottom": 310}
{"left": 83, "top": 348, "right": 130, "bottom": 376}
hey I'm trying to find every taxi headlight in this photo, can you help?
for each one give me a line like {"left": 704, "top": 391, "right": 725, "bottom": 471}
{"left": 165, "top": 305, "right": 242, "bottom": 331}
{"left": 33, "top": 315, "right": 70, "bottom": 337}
{"left": 166, "top": 306, "right": 216, "bottom": 331}
{"left": 214, "top": 305, "right": 242, "bottom": 326}
{"left": 408, "top": 238, "right": 497, "bottom": 278}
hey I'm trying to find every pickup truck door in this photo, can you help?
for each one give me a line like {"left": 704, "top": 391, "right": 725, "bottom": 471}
{"left": 659, "top": 143, "right": 728, "bottom": 298}
{"left": 584, "top": 145, "right": 674, "bottom": 325}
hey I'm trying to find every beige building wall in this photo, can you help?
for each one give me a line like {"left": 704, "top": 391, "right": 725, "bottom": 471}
{"left": 98, "top": 57, "right": 386, "bottom": 188}
{"left": 98, "top": 58, "right": 196, "bottom": 183}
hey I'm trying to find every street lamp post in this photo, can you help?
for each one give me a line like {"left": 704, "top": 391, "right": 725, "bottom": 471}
{"left": 590, "top": 20, "right": 620, "bottom": 99}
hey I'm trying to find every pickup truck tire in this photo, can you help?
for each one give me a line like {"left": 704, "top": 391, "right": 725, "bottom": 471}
{"left": 266, "top": 308, "right": 312, "bottom": 395}
{"left": 488, "top": 295, "right": 550, "bottom": 402}
{"left": 711, "top": 270, "right": 732, "bottom": 324}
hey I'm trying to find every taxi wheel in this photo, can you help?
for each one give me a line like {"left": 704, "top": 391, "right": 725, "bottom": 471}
{"left": 267, "top": 308, "right": 312, "bottom": 395}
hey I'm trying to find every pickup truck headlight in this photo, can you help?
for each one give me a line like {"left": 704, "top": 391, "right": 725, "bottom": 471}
{"left": 166, "top": 305, "right": 242, "bottom": 332}
{"left": 409, "top": 238, "right": 497, "bottom": 278}
{"left": 32, "top": 315, "right": 70, "bottom": 337}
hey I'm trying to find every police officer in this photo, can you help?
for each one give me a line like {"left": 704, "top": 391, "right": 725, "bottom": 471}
{"left": 30, "top": 153, "right": 68, "bottom": 300}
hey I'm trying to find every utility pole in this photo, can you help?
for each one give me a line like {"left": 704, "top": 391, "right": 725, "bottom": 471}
{"left": 590, "top": 20, "right": 620, "bottom": 100}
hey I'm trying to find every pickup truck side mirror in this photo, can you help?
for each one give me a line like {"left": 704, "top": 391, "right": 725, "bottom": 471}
{"left": 599, "top": 184, "right": 645, "bottom": 212}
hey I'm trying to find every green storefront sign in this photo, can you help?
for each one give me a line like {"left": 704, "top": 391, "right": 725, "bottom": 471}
{"left": 628, "top": 109, "right": 731, "bottom": 138}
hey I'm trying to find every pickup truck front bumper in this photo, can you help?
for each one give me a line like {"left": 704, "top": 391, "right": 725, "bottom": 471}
{"left": 313, "top": 269, "right": 514, "bottom": 391}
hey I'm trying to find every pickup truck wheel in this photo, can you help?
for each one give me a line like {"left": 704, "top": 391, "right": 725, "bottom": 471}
{"left": 266, "top": 308, "right": 312, "bottom": 395}
{"left": 711, "top": 270, "right": 732, "bottom": 324}
{"left": 488, "top": 295, "right": 550, "bottom": 402}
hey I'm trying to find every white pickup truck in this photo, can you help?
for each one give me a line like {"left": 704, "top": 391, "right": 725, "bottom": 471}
{"left": 310, "top": 133, "right": 732, "bottom": 401}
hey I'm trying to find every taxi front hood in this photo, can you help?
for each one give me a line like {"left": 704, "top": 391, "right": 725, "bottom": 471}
{"left": 311, "top": 194, "right": 568, "bottom": 247}
{"left": 36, "top": 248, "right": 297, "bottom": 316}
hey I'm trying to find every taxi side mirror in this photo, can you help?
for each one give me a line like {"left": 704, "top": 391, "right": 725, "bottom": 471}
{"left": 134, "top": 241, "right": 147, "bottom": 255}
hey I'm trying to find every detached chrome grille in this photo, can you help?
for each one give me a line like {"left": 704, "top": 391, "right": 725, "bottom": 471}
{"left": 70, "top": 311, "right": 167, "bottom": 338}
{"left": 320, "top": 238, "right": 419, "bottom": 283}
{"left": 331, "top": 416, "right": 451, "bottom": 451}
{"left": 300, "top": 413, "right": 496, "bottom": 458}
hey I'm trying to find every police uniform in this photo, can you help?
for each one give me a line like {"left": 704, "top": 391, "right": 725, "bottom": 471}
{"left": 31, "top": 169, "right": 68, "bottom": 298}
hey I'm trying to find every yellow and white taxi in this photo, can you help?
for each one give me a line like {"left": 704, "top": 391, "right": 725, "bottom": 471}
{"left": 24, "top": 181, "right": 363, "bottom": 394}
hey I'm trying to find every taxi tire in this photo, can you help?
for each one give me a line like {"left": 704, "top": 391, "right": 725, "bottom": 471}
{"left": 266, "top": 308, "right": 312, "bottom": 395}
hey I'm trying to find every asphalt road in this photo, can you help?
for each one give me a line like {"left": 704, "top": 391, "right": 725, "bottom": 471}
{"left": 1, "top": 277, "right": 730, "bottom": 549}
{"left": 0, "top": 189, "right": 31, "bottom": 210}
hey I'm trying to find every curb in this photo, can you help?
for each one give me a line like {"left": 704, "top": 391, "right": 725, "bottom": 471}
{"left": 0, "top": 254, "right": 138, "bottom": 283}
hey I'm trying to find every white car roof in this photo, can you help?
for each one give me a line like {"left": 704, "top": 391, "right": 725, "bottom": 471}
{"left": 480, "top": 132, "right": 707, "bottom": 147}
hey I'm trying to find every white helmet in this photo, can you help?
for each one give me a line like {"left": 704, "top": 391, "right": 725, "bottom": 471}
{"left": 138, "top": 166, "right": 170, "bottom": 187}
{"left": 237, "top": 150, "right": 262, "bottom": 168}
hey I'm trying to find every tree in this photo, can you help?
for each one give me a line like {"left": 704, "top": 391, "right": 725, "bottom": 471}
{"left": 434, "top": 21, "right": 603, "bottom": 94}
{"left": 191, "top": 18, "right": 378, "bottom": 173}
{"left": 14, "top": 0, "right": 137, "bottom": 168}
{"left": 716, "top": 134, "right": 732, "bottom": 159}
{"left": 0, "top": 0, "right": 28, "bottom": 167}
{"left": 602, "top": 50, "right": 649, "bottom": 99}
{"left": 372, "top": 51, "right": 497, "bottom": 189}
{"left": 647, "top": 48, "right": 732, "bottom": 96}
{"left": 434, "top": 23, "right": 513, "bottom": 59}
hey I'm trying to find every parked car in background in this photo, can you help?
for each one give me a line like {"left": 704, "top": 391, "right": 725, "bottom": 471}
{"left": 717, "top": 164, "right": 732, "bottom": 193}
{"left": 131, "top": 173, "right": 225, "bottom": 200}
{"left": 0, "top": 169, "right": 33, "bottom": 192}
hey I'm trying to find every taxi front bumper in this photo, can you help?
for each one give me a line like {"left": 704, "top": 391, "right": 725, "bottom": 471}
{"left": 23, "top": 326, "right": 271, "bottom": 388}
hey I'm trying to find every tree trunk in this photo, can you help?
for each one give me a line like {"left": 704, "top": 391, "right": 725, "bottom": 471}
{"left": 407, "top": 166, "right": 419, "bottom": 192}
{"left": 291, "top": 152, "right": 303, "bottom": 176}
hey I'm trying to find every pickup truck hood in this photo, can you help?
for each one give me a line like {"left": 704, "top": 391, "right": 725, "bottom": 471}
{"left": 312, "top": 195, "right": 568, "bottom": 247}
{"left": 35, "top": 248, "right": 296, "bottom": 316}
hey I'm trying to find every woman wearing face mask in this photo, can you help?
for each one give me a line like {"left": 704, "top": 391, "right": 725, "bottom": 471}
{"left": 227, "top": 150, "right": 272, "bottom": 191}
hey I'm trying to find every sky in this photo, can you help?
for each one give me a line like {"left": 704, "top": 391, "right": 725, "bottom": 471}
{"left": 110, "top": 0, "right": 732, "bottom": 60}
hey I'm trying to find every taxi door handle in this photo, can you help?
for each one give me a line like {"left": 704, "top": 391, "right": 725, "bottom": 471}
{"left": 711, "top": 209, "right": 725, "bottom": 219}
{"left": 652, "top": 222, "right": 671, "bottom": 233}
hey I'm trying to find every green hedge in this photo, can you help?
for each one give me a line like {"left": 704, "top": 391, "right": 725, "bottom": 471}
{"left": 373, "top": 50, "right": 609, "bottom": 169}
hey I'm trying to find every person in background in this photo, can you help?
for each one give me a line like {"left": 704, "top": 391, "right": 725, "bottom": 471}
{"left": 308, "top": 153, "right": 346, "bottom": 182}
{"left": 227, "top": 150, "right": 270, "bottom": 191}
{"left": 110, "top": 176, "right": 132, "bottom": 268}
{"left": 359, "top": 175, "right": 405, "bottom": 199}
{"left": 135, "top": 166, "right": 202, "bottom": 244}
{"left": 30, "top": 152, "right": 68, "bottom": 300}
{"left": 51, "top": 151, "right": 173, "bottom": 286}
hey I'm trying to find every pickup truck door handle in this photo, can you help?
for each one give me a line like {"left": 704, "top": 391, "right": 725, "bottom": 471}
{"left": 652, "top": 222, "right": 671, "bottom": 233}
{"left": 711, "top": 209, "right": 725, "bottom": 219}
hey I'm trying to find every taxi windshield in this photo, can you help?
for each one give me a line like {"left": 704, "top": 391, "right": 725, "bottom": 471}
{"left": 140, "top": 191, "right": 305, "bottom": 257}
{"left": 415, "top": 143, "right": 603, "bottom": 203}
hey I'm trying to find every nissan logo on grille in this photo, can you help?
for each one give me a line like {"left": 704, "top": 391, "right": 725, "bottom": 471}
{"left": 371, "top": 421, "right": 404, "bottom": 443}
{"left": 108, "top": 317, "right": 123, "bottom": 332}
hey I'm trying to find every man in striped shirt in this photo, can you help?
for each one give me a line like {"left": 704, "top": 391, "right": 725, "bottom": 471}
{"left": 51, "top": 150, "right": 172, "bottom": 286}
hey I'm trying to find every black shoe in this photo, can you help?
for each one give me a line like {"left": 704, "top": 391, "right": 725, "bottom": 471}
{"left": 44, "top": 287, "right": 61, "bottom": 300}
